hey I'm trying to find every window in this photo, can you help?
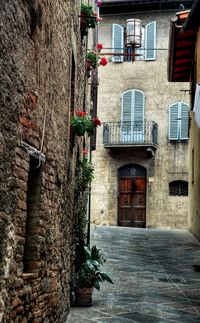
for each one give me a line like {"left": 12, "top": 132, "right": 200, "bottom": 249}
{"left": 169, "top": 181, "right": 188, "bottom": 196}
{"left": 23, "top": 156, "right": 42, "bottom": 273}
{"left": 121, "top": 89, "right": 145, "bottom": 142}
{"left": 168, "top": 102, "right": 189, "bottom": 141}
{"left": 112, "top": 21, "right": 156, "bottom": 62}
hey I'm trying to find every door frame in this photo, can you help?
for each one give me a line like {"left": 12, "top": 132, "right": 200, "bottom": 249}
{"left": 117, "top": 164, "right": 147, "bottom": 227}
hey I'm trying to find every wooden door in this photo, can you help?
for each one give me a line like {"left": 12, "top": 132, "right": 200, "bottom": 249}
{"left": 118, "top": 177, "right": 146, "bottom": 227}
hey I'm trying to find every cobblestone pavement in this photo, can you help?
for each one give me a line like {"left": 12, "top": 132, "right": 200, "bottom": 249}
{"left": 67, "top": 226, "right": 200, "bottom": 322}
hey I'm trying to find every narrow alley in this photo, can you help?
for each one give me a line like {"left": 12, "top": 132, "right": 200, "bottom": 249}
{"left": 68, "top": 226, "right": 200, "bottom": 323}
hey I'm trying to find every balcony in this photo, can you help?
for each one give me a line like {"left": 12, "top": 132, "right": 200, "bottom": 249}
{"left": 103, "top": 121, "right": 158, "bottom": 155}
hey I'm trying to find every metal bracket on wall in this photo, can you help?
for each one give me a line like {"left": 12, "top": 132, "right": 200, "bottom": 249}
{"left": 21, "top": 141, "right": 46, "bottom": 164}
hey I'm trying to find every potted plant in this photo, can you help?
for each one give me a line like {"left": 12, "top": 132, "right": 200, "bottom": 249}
{"left": 86, "top": 50, "right": 108, "bottom": 72}
{"left": 80, "top": 3, "right": 97, "bottom": 36}
{"left": 86, "top": 50, "right": 99, "bottom": 70}
{"left": 70, "top": 111, "right": 101, "bottom": 137}
{"left": 71, "top": 244, "right": 113, "bottom": 306}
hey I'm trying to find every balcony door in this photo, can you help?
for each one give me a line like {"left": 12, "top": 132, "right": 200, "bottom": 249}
{"left": 121, "top": 90, "right": 145, "bottom": 143}
{"left": 118, "top": 164, "right": 146, "bottom": 227}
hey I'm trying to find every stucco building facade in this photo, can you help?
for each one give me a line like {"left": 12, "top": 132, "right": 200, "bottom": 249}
{"left": 168, "top": 0, "right": 200, "bottom": 240}
{"left": 91, "top": 0, "right": 193, "bottom": 229}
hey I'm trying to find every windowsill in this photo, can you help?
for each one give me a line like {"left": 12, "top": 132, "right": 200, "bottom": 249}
{"left": 168, "top": 139, "right": 189, "bottom": 143}
{"left": 169, "top": 195, "right": 188, "bottom": 197}
{"left": 21, "top": 273, "right": 39, "bottom": 279}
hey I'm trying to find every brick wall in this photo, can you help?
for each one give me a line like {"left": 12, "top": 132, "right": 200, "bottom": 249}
{"left": 0, "top": 0, "right": 90, "bottom": 321}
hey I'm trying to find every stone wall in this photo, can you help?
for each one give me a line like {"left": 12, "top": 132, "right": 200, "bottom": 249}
{"left": 0, "top": 0, "right": 90, "bottom": 321}
{"left": 91, "top": 10, "right": 189, "bottom": 229}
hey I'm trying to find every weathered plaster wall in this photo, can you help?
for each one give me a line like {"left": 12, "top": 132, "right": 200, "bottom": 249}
{"left": 91, "top": 11, "right": 189, "bottom": 229}
{"left": 0, "top": 0, "right": 88, "bottom": 321}
{"left": 189, "top": 30, "right": 200, "bottom": 240}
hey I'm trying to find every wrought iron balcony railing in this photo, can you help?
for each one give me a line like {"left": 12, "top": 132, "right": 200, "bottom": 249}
{"left": 103, "top": 121, "right": 158, "bottom": 147}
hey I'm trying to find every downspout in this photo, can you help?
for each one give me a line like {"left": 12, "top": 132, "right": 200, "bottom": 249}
{"left": 87, "top": 1, "right": 99, "bottom": 246}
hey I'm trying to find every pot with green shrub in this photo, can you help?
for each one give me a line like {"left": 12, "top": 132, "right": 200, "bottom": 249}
{"left": 71, "top": 244, "right": 113, "bottom": 306}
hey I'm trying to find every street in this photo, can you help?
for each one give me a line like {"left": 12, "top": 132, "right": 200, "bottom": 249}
{"left": 68, "top": 226, "right": 200, "bottom": 322}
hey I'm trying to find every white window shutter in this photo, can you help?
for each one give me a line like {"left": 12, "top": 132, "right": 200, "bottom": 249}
{"left": 134, "top": 91, "right": 144, "bottom": 122}
{"left": 145, "top": 21, "right": 156, "bottom": 61}
{"left": 122, "top": 91, "right": 132, "bottom": 122}
{"left": 121, "top": 90, "right": 145, "bottom": 143}
{"left": 169, "top": 103, "right": 179, "bottom": 140}
{"left": 135, "top": 26, "right": 145, "bottom": 61}
{"left": 112, "top": 24, "right": 124, "bottom": 63}
{"left": 121, "top": 91, "right": 132, "bottom": 142}
{"left": 180, "top": 103, "right": 189, "bottom": 140}
{"left": 133, "top": 90, "right": 145, "bottom": 142}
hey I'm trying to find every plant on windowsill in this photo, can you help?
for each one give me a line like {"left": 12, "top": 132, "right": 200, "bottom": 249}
{"left": 71, "top": 244, "right": 113, "bottom": 306}
{"left": 70, "top": 111, "right": 101, "bottom": 137}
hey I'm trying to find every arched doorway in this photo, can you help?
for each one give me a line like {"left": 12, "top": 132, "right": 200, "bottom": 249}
{"left": 118, "top": 164, "right": 146, "bottom": 227}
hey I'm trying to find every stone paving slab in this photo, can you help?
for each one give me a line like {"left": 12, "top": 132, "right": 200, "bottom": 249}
{"left": 67, "top": 226, "right": 200, "bottom": 322}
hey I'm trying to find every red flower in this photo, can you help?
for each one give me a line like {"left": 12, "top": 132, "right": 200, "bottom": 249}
{"left": 75, "top": 111, "right": 88, "bottom": 116}
{"left": 83, "top": 150, "right": 88, "bottom": 155}
{"left": 97, "top": 1, "right": 102, "bottom": 6}
{"left": 96, "top": 17, "right": 103, "bottom": 22}
{"left": 93, "top": 11, "right": 98, "bottom": 16}
{"left": 97, "top": 43, "right": 103, "bottom": 50}
{"left": 100, "top": 57, "right": 108, "bottom": 66}
{"left": 92, "top": 117, "right": 101, "bottom": 126}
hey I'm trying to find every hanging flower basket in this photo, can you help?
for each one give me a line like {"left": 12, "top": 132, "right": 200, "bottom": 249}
{"left": 80, "top": 4, "right": 97, "bottom": 36}
{"left": 86, "top": 59, "right": 93, "bottom": 70}
{"left": 71, "top": 111, "right": 101, "bottom": 137}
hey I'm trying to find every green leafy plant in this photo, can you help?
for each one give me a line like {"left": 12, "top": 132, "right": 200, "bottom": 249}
{"left": 72, "top": 245, "right": 113, "bottom": 291}
{"left": 86, "top": 50, "right": 109, "bottom": 70}
{"left": 81, "top": 3, "right": 97, "bottom": 29}
{"left": 80, "top": 153, "right": 95, "bottom": 185}
{"left": 71, "top": 111, "right": 101, "bottom": 137}
{"left": 87, "top": 50, "right": 100, "bottom": 69}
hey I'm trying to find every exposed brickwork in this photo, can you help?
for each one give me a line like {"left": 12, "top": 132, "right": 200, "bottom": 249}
{"left": 0, "top": 0, "right": 90, "bottom": 321}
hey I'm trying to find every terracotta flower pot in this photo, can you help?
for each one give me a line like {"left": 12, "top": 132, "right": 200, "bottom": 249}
{"left": 75, "top": 287, "right": 94, "bottom": 306}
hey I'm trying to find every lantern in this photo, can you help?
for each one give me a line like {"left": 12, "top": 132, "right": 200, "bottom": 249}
{"left": 125, "top": 19, "right": 143, "bottom": 48}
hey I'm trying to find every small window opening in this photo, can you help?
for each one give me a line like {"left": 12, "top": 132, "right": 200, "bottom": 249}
{"left": 23, "top": 157, "right": 42, "bottom": 273}
{"left": 169, "top": 180, "right": 188, "bottom": 196}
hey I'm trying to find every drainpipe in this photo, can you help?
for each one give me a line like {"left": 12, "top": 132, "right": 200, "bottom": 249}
{"left": 86, "top": 1, "right": 99, "bottom": 246}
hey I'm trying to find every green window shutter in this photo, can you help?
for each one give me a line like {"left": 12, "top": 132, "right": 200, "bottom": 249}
{"left": 169, "top": 103, "right": 179, "bottom": 140}
{"left": 145, "top": 21, "right": 156, "bottom": 61}
{"left": 180, "top": 103, "right": 189, "bottom": 140}
{"left": 112, "top": 24, "right": 124, "bottom": 63}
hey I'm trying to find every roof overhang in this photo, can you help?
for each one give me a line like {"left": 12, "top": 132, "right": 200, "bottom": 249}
{"left": 100, "top": 0, "right": 194, "bottom": 15}
{"left": 168, "top": 10, "right": 197, "bottom": 82}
